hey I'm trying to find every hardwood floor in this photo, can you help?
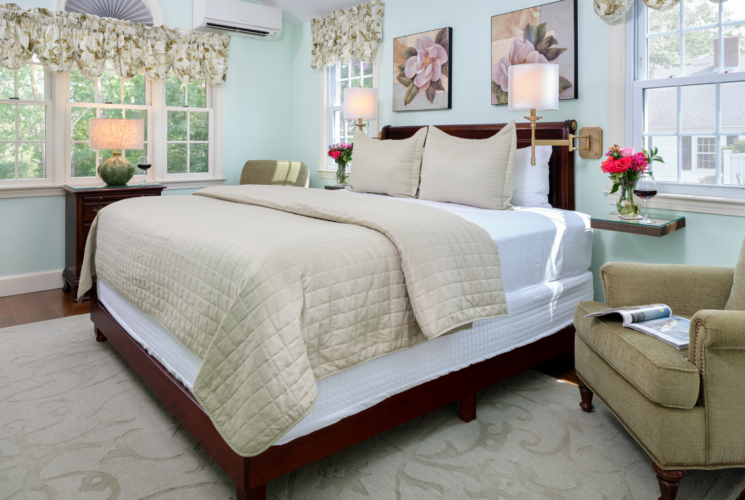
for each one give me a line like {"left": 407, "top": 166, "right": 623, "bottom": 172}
{"left": 0, "top": 289, "right": 89, "bottom": 329}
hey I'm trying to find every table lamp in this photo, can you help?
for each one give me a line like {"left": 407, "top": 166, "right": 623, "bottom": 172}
{"left": 89, "top": 118, "right": 144, "bottom": 186}
{"left": 508, "top": 63, "right": 602, "bottom": 165}
{"left": 343, "top": 87, "right": 378, "bottom": 130}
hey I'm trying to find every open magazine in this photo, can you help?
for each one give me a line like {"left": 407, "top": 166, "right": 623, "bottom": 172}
{"left": 584, "top": 304, "right": 690, "bottom": 349}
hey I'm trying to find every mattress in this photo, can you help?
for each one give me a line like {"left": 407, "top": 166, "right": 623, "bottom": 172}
{"left": 98, "top": 270, "right": 593, "bottom": 446}
{"left": 345, "top": 192, "right": 593, "bottom": 293}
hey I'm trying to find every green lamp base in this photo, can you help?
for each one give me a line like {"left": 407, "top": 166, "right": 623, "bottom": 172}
{"left": 98, "top": 150, "right": 134, "bottom": 186}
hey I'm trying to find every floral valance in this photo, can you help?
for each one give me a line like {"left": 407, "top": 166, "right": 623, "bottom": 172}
{"left": 0, "top": 3, "right": 230, "bottom": 85}
{"left": 310, "top": 0, "right": 384, "bottom": 70}
{"left": 595, "top": 0, "right": 728, "bottom": 23}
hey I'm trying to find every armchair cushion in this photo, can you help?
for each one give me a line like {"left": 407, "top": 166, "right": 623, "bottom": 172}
{"left": 600, "top": 262, "right": 734, "bottom": 317}
{"left": 725, "top": 239, "right": 745, "bottom": 311}
{"left": 575, "top": 301, "right": 700, "bottom": 409}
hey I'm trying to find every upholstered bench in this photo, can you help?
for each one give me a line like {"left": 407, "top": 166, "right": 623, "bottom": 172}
{"left": 574, "top": 242, "right": 745, "bottom": 500}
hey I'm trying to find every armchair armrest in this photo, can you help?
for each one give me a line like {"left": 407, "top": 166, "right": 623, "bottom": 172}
{"left": 600, "top": 263, "right": 734, "bottom": 317}
{"left": 688, "top": 310, "right": 745, "bottom": 462}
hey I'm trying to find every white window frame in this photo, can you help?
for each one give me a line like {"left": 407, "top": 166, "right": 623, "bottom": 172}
{"left": 318, "top": 55, "right": 379, "bottom": 181}
{"left": 0, "top": 60, "right": 54, "bottom": 189}
{"left": 63, "top": 68, "right": 154, "bottom": 186}
{"left": 606, "top": 0, "right": 745, "bottom": 216}
{"left": 629, "top": 0, "right": 745, "bottom": 200}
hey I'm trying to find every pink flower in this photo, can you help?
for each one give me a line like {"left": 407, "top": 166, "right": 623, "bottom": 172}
{"left": 404, "top": 35, "right": 448, "bottom": 91}
{"left": 632, "top": 152, "right": 648, "bottom": 171}
{"left": 330, "top": 151, "right": 341, "bottom": 160}
{"left": 620, "top": 147, "right": 635, "bottom": 157}
{"left": 492, "top": 39, "right": 550, "bottom": 90}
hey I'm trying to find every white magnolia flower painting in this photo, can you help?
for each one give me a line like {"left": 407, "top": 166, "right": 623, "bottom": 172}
{"left": 491, "top": 0, "right": 577, "bottom": 105}
{"left": 393, "top": 27, "right": 452, "bottom": 111}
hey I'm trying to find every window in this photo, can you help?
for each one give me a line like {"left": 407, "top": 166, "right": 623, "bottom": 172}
{"left": 164, "top": 75, "right": 211, "bottom": 176}
{"left": 0, "top": 58, "right": 51, "bottom": 183}
{"left": 66, "top": 65, "right": 150, "bottom": 179}
{"left": 324, "top": 59, "right": 377, "bottom": 170}
{"left": 632, "top": 0, "right": 745, "bottom": 192}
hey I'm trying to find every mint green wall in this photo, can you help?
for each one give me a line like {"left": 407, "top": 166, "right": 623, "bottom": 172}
{"left": 1, "top": 0, "right": 295, "bottom": 279}
{"left": 288, "top": 0, "right": 745, "bottom": 301}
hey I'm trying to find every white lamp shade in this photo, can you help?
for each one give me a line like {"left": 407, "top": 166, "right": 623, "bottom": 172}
{"left": 343, "top": 87, "right": 378, "bottom": 121}
{"left": 507, "top": 63, "right": 560, "bottom": 111}
{"left": 89, "top": 119, "right": 144, "bottom": 150}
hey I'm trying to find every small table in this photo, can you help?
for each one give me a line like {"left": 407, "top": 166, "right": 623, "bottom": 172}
{"left": 590, "top": 212, "right": 685, "bottom": 237}
{"left": 63, "top": 184, "right": 167, "bottom": 302}
{"left": 325, "top": 185, "right": 347, "bottom": 190}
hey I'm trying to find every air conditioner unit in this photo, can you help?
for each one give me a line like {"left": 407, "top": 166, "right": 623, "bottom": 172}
{"left": 194, "top": 0, "right": 282, "bottom": 40}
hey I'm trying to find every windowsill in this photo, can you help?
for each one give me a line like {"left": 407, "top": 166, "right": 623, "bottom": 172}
{"left": 0, "top": 177, "right": 226, "bottom": 199}
{"left": 603, "top": 189, "right": 745, "bottom": 217}
{"left": 318, "top": 169, "right": 337, "bottom": 180}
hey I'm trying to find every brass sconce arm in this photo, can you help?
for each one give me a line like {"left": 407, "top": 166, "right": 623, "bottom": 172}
{"left": 524, "top": 109, "right": 603, "bottom": 166}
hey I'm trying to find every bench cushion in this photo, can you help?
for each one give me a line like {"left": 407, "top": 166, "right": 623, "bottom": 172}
{"left": 575, "top": 301, "right": 700, "bottom": 409}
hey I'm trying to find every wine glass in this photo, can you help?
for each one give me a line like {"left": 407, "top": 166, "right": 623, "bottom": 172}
{"left": 634, "top": 172, "right": 657, "bottom": 225}
{"left": 138, "top": 156, "right": 152, "bottom": 185}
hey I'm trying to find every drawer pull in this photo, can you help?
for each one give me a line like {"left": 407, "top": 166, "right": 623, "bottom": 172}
{"left": 93, "top": 207, "right": 101, "bottom": 214}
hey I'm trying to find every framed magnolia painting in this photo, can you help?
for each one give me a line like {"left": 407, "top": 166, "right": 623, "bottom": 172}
{"left": 393, "top": 27, "right": 452, "bottom": 112}
{"left": 491, "top": 0, "right": 577, "bottom": 105}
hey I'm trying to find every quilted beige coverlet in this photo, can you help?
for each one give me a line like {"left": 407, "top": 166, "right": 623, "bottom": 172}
{"left": 78, "top": 185, "right": 507, "bottom": 456}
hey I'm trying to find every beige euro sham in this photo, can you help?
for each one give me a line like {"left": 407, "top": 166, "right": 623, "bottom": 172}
{"left": 418, "top": 121, "right": 517, "bottom": 210}
{"left": 349, "top": 127, "right": 428, "bottom": 198}
{"left": 78, "top": 185, "right": 507, "bottom": 457}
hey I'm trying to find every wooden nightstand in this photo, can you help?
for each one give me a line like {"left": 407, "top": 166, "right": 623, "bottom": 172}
{"left": 63, "top": 184, "right": 166, "bottom": 302}
{"left": 590, "top": 212, "right": 685, "bottom": 237}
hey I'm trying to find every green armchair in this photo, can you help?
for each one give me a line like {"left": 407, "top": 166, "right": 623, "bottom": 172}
{"left": 240, "top": 160, "right": 309, "bottom": 188}
{"left": 574, "top": 242, "right": 745, "bottom": 500}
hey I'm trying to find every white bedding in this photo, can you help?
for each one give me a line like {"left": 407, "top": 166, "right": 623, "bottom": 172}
{"left": 344, "top": 192, "right": 593, "bottom": 293}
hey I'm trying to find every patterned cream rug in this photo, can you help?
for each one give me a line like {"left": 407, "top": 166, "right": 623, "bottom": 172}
{"left": 1, "top": 315, "right": 744, "bottom": 500}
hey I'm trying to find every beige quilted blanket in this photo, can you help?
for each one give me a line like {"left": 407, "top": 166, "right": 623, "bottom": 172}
{"left": 78, "top": 185, "right": 507, "bottom": 456}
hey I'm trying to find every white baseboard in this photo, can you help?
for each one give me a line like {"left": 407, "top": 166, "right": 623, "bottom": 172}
{"left": 0, "top": 269, "right": 64, "bottom": 298}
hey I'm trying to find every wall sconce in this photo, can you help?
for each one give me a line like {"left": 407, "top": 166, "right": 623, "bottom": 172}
{"left": 344, "top": 87, "right": 378, "bottom": 130}
{"left": 508, "top": 63, "right": 602, "bottom": 165}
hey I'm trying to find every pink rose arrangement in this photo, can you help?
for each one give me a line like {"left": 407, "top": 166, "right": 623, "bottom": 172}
{"left": 328, "top": 143, "right": 353, "bottom": 185}
{"left": 602, "top": 144, "right": 663, "bottom": 195}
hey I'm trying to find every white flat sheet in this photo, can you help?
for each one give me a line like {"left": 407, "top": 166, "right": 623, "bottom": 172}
{"left": 341, "top": 192, "right": 593, "bottom": 293}
{"left": 98, "top": 271, "right": 594, "bottom": 446}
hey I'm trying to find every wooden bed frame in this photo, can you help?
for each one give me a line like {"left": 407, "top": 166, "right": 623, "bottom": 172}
{"left": 90, "top": 120, "right": 579, "bottom": 500}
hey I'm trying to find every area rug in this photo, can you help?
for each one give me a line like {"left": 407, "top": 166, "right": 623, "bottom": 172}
{"left": 1, "top": 315, "right": 744, "bottom": 500}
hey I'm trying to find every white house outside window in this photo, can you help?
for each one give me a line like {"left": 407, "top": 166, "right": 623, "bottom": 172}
{"left": 632, "top": 0, "right": 745, "bottom": 196}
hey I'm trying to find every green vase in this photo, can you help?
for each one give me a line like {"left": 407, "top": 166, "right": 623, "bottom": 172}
{"left": 616, "top": 184, "right": 640, "bottom": 217}
{"left": 98, "top": 151, "right": 134, "bottom": 186}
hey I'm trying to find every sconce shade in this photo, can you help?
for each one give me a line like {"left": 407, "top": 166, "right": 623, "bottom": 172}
{"left": 508, "top": 63, "right": 559, "bottom": 111}
{"left": 89, "top": 118, "right": 144, "bottom": 150}
{"left": 343, "top": 87, "right": 378, "bottom": 120}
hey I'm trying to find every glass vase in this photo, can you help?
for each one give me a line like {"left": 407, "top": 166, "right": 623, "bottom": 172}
{"left": 335, "top": 161, "right": 349, "bottom": 186}
{"left": 616, "top": 184, "right": 641, "bottom": 217}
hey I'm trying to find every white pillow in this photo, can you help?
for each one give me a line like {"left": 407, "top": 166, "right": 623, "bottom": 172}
{"left": 511, "top": 146, "right": 552, "bottom": 208}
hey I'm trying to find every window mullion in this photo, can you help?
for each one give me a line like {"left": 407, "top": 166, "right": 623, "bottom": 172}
{"left": 679, "top": 0, "right": 684, "bottom": 78}
{"left": 715, "top": 82, "right": 721, "bottom": 185}
{"left": 14, "top": 103, "right": 18, "bottom": 179}
{"left": 186, "top": 111, "right": 190, "bottom": 174}
{"left": 718, "top": 3, "right": 724, "bottom": 73}
{"left": 677, "top": 86, "right": 682, "bottom": 183}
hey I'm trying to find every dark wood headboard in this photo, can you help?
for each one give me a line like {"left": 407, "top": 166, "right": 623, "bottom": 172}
{"left": 380, "top": 121, "right": 577, "bottom": 211}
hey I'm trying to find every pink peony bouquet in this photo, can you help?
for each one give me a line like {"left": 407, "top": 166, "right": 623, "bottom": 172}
{"left": 328, "top": 143, "right": 353, "bottom": 185}
{"left": 602, "top": 144, "right": 662, "bottom": 195}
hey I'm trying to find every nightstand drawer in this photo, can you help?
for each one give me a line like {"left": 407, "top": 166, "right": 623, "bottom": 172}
{"left": 82, "top": 193, "right": 158, "bottom": 222}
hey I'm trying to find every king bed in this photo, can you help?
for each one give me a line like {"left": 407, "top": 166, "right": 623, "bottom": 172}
{"left": 86, "top": 120, "right": 593, "bottom": 499}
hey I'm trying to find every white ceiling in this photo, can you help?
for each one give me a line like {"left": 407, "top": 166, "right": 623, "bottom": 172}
{"left": 253, "top": 0, "right": 365, "bottom": 26}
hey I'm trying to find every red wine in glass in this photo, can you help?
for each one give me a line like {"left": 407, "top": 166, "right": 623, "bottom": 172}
{"left": 138, "top": 156, "right": 151, "bottom": 185}
{"left": 633, "top": 188, "right": 657, "bottom": 200}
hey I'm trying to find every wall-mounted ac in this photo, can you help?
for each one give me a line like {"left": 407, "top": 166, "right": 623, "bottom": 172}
{"left": 194, "top": 0, "right": 282, "bottom": 40}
